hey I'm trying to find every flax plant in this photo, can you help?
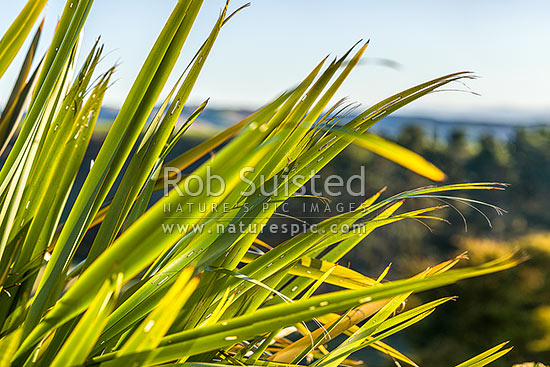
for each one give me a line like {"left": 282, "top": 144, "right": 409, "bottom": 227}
{"left": 0, "top": 1, "right": 519, "bottom": 366}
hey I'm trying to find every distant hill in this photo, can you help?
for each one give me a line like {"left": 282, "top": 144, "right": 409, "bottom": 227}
{"left": 96, "top": 105, "right": 550, "bottom": 140}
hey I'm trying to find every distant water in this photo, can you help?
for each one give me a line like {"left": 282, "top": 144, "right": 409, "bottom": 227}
{"left": 97, "top": 106, "right": 550, "bottom": 141}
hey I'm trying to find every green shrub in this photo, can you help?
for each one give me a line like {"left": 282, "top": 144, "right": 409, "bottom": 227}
{"left": 406, "top": 233, "right": 550, "bottom": 366}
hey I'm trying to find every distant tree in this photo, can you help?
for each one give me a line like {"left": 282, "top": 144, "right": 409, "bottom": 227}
{"left": 396, "top": 124, "right": 428, "bottom": 152}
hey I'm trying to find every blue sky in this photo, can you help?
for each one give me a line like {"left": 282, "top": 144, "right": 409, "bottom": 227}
{"left": 1, "top": 1, "right": 549, "bottom": 120}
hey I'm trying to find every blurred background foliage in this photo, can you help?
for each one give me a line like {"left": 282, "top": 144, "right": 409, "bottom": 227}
{"left": 317, "top": 125, "right": 550, "bottom": 366}
{"left": 192, "top": 123, "right": 549, "bottom": 366}
{"left": 53, "top": 118, "right": 550, "bottom": 366}
{"left": 309, "top": 125, "right": 549, "bottom": 366}
{"left": 82, "top": 120, "right": 548, "bottom": 366}
{"left": 405, "top": 232, "right": 550, "bottom": 366}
